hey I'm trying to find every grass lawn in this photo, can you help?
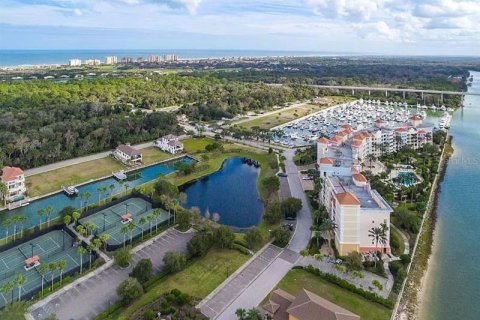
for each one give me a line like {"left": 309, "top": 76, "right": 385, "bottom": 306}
{"left": 390, "top": 226, "right": 406, "bottom": 256}
{"left": 140, "top": 147, "right": 175, "bottom": 165}
{"left": 238, "top": 96, "right": 352, "bottom": 130}
{"left": 26, "top": 147, "right": 175, "bottom": 198}
{"left": 273, "top": 269, "right": 391, "bottom": 320}
{"left": 182, "top": 137, "right": 213, "bottom": 153}
{"left": 26, "top": 157, "right": 124, "bottom": 197}
{"left": 115, "top": 249, "right": 249, "bottom": 320}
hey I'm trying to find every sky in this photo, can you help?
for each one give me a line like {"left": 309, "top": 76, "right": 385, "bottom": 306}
{"left": 0, "top": 0, "right": 479, "bottom": 55}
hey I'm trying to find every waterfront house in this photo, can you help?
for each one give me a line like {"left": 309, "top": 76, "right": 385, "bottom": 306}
{"left": 114, "top": 144, "right": 143, "bottom": 165}
{"left": 263, "top": 288, "right": 360, "bottom": 320}
{"left": 155, "top": 135, "right": 184, "bottom": 155}
{"left": 0, "top": 166, "right": 27, "bottom": 203}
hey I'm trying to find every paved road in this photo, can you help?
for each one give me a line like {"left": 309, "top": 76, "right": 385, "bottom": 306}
{"left": 208, "top": 150, "right": 311, "bottom": 320}
{"left": 24, "top": 141, "right": 155, "bottom": 177}
{"left": 29, "top": 229, "right": 194, "bottom": 320}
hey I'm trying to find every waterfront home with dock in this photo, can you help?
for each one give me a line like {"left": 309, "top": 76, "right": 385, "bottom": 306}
{"left": 113, "top": 144, "right": 143, "bottom": 165}
{"left": 155, "top": 134, "right": 184, "bottom": 154}
{"left": 0, "top": 166, "right": 27, "bottom": 204}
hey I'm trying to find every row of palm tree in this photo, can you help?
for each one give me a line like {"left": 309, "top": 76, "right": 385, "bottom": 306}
{"left": 1, "top": 215, "right": 27, "bottom": 243}
{"left": 0, "top": 273, "right": 26, "bottom": 305}
{"left": 36, "top": 205, "right": 54, "bottom": 229}
{"left": 368, "top": 223, "right": 389, "bottom": 267}
{"left": 38, "top": 259, "right": 68, "bottom": 296}
{"left": 118, "top": 208, "right": 165, "bottom": 247}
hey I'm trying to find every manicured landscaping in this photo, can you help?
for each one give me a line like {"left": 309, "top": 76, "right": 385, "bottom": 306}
{"left": 273, "top": 268, "right": 392, "bottom": 320}
{"left": 113, "top": 249, "right": 249, "bottom": 320}
{"left": 238, "top": 96, "right": 352, "bottom": 130}
{"left": 140, "top": 147, "right": 175, "bottom": 165}
{"left": 390, "top": 226, "right": 406, "bottom": 256}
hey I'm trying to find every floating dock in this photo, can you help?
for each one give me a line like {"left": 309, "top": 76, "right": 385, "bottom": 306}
{"left": 113, "top": 170, "right": 128, "bottom": 180}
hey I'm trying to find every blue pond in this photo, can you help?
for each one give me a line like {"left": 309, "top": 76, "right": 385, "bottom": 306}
{"left": 0, "top": 156, "right": 193, "bottom": 238}
{"left": 182, "top": 157, "right": 264, "bottom": 228}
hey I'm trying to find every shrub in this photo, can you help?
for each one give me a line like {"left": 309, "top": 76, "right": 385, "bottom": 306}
{"left": 143, "top": 310, "right": 156, "bottom": 320}
{"left": 297, "top": 266, "right": 394, "bottom": 309}
{"left": 232, "top": 243, "right": 251, "bottom": 255}
{"left": 345, "top": 251, "right": 363, "bottom": 271}
{"left": 213, "top": 226, "right": 235, "bottom": 249}
{"left": 271, "top": 228, "right": 291, "bottom": 248}
{"left": 400, "top": 254, "right": 411, "bottom": 265}
{"left": 114, "top": 247, "right": 132, "bottom": 268}
{"left": 263, "top": 203, "right": 282, "bottom": 225}
{"left": 187, "top": 230, "right": 213, "bottom": 258}
{"left": 372, "top": 279, "right": 384, "bottom": 291}
{"left": 352, "top": 270, "right": 364, "bottom": 279}
{"left": 244, "top": 227, "right": 263, "bottom": 249}
{"left": 117, "top": 277, "right": 144, "bottom": 306}
{"left": 163, "top": 251, "right": 187, "bottom": 273}
{"left": 334, "top": 264, "right": 347, "bottom": 273}
{"left": 130, "top": 259, "right": 153, "bottom": 284}
{"left": 280, "top": 197, "right": 302, "bottom": 219}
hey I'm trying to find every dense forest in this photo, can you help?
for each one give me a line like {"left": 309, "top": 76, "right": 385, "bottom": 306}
{"left": 0, "top": 75, "right": 317, "bottom": 168}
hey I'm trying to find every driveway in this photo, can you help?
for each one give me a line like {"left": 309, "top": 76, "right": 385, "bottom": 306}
{"left": 29, "top": 229, "right": 194, "bottom": 320}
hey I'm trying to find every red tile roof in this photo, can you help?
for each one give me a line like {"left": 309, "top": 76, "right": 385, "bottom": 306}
{"left": 319, "top": 157, "right": 334, "bottom": 165}
{"left": 1, "top": 166, "right": 24, "bottom": 182}
{"left": 352, "top": 173, "right": 367, "bottom": 182}
{"left": 335, "top": 192, "right": 361, "bottom": 206}
{"left": 318, "top": 137, "right": 330, "bottom": 144}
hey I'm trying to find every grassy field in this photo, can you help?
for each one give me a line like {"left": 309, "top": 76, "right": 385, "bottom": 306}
{"left": 26, "top": 157, "right": 124, "bottom": 197}
{"left": 114, "top": 249, "right": 249, "bottom": 320}
{"left": 273, "top": 269, "right": 391, "bottom": 320}
{"left": 26, "top": 147, "right": 174, "bottom": 197}
{"left": 238, "top": 96, "right": 353, "bottom": 130}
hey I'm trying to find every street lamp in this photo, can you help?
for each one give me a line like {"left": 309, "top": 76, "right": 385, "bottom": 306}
{"left": 62, "top": 229, "right": 65, "bottom": 250}
{"left": 103, "top": 212, "right": 107, "bottom": 232}
{"left": 29, "top": 243, "right": 35, "bottom": 258}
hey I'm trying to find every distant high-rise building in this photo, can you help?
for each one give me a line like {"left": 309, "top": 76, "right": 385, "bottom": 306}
{"left": 164, "top": 54, "right": 178, "bottom": 62}
{"left": 105, "top": 56, "right": 118, "bottom": 65}
{"left": 68, "top": 59, "right": 82, "bottom": 66}
{"left": 137, "top": 57, "right": 144, "bottom": 63}
{"left": 121, "top": 57, "right": 133, "bottom": 64}
{"left": 84, "top": 59, "right": 101, "bottom": 66}
{"left": 148, "top": 55, "right": 161, "bottom": 63}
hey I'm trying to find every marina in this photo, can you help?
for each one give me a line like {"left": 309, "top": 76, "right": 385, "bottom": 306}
{"left": 271, "top": 99, "right": 451, "bottom": 147}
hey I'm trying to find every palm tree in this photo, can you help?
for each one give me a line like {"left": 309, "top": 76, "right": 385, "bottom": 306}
{"left": 48, "top": 262, "right": 57, "bottom": 291}
{"left": 99, "top": 233, "right": 110, "bottom": 251}
{"left": 10, "top": 216, "right": 19, "bottom": 241}
{"left": 63, "top": 215, "right": 72, "bottom": 227}
{"left": 97, "top": 186, "right": 105, "bottom": 204}
{"left": 246, "top": 308, "right": 262, "bottom": 319}
{"left": 76, "top": 225, "right": 86, "bottom": 238}
{"left": 17, "top": 215, "right": 27, "bottom": 238}
{"left": 84, "top": 192, "right": 91, "bottom": 211}
{"left": 77, "top": 246, "right": 87, "bottom": 274}
{"left": 0, "top": 281, "right": 13, "bottom": 305}
{"left": 14, "top": 273, "right": 26, "bottom": 301}
{"left": 46, "top": 205, "right": 54, "bottom": 227}
{"left": 138, "top": 217, "right": 147, "bottom": 239}
{"left": 37, "top": 208, "right": 45, "bottom": 229}
{"left": 178, "top": 192, "right": 187, "bottom": 205}
{"left": 56, "top": 259, "right": 67, "bottom": 284}
{"left": 124, "top": 183, "right": 130, "bottom": 196}
{"left": 120, "top": 225, "right": 129, "bottom": 248}
{"left": 72, "top": 211, "right": 81, "bottom": 226}
{"left": 235, "top": 308, "right": 247, "bottom": 320}
{"left": 0, "top": 182, "right": 8, "bottom": 206}
{"left": 2, "top": 218, "right": 11, "bottom": 243}
{"left": 127, "top": 221, "right": 135, "bottom": 244}
{"left": 87, "top": 243, "right": 95, "bottom": 269}
{"left": 153, "top": 209, "right": 162, "bottom": 233}
{"left": 39, "top": 264, "right": 49, "bottom": 296}
{"left": 147, "top": 213, "right": 155, "bottom": 236}
{"left": 109, "top": 184, "right": 115, "bottom": 198}
{"left": 171, "top": 198, "right": 179, "bottom": 223}
{"left": 79, "top": 192, "right": 86, "bottom": 212}
{"left": 368, "top": 224, "right": 388, "bottom": 267}
{"left": 319, "top": 219, "right": 337, "bottom": 239}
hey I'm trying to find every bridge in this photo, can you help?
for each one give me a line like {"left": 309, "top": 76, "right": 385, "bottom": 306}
{"left": 268, "top": 84, "right": 478, "bottom": 100}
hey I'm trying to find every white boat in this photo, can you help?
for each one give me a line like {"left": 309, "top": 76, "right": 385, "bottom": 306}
{"left": 62, "top": 185, "right": 79, "bottom": 196}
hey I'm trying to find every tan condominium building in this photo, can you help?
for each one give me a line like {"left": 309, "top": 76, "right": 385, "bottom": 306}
{"left": 317, "top": 138, "right": 392, "bottom": 256}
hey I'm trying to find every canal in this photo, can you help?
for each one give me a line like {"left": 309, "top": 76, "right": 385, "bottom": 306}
{"left": 0, "top": 156, "right": 193, "bottom": 239}
{"left": 181, "top": 157, "right": 264, "bottom": 228}
{"left": 420, "top": 72, "right": 480, "bottom": 320}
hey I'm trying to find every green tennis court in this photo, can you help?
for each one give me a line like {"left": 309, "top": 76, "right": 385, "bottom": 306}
{"left": 79, "top": 197, "right": 171, "bottom": 248}
{"left": 0, "top": 229, "right": 89, "bottom": 308}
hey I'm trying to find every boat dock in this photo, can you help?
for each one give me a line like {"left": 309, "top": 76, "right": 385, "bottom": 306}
{"left": 112, "top": 170, "right": 127, "bottom": 180}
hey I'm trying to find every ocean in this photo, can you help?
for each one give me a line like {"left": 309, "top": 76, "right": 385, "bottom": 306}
{"left": 0, "top": 49, "right": 347, "bottom": 68}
